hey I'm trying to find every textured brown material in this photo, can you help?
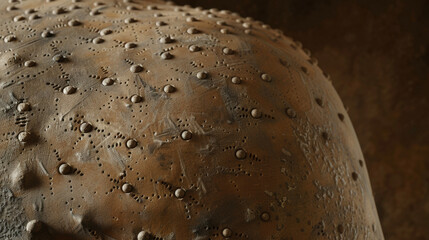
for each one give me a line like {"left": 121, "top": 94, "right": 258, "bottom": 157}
{"left": 173, "top": 1, "right": 429, "bottom": 239}
{"left": 0, "top": 0, "right": 384, "bottom": 239}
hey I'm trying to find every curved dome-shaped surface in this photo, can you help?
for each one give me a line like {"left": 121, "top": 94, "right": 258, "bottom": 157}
{"left": 0, "top": 0, "right": 383, "bottom": 239}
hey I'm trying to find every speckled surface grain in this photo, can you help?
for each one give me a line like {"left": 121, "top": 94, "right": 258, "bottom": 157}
{"left": 0, "top": 0, "right": 383, "bottom": 239}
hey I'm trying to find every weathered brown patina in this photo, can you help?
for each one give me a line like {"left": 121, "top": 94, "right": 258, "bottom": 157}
{"left": 0, "top": 0, "right": 383, "bottom": 239}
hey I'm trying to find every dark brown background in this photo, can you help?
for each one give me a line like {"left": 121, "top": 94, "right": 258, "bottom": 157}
{"left": 174, "top": 0, "right": 429, "bottom": 239}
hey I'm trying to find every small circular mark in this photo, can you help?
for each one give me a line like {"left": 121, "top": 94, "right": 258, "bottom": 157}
{"left": 52, "top": 54, "right": 66, "bottom": 62}
{"left": 92, "top": 37, "right": 104, "bottom": 44}
{"left": 260, "top": 212, "right": 270, "bottom": 222}
{"left": 59, "top": 163, "right": 73, "bottom": 175}
{"left": 197, "top": 71, "right": 208, "bottom": 79}
{"left": 242, "top": 22, "right": 252, "bottom": 28}
{"left": 250, "top": 108, "right": 262, "bottom": 119}
{"left": 220, "top": 28, "right": 229, "bottom": 34}
{"left": 17, "top": 102, "right": 31, "bottom": 112}
{"left": 261, "top": 73, "right": 271, "bottom": 82}
{"left": 124, "top": 17, "right": 137, "bottom": 23}
{"left": 187, "top": 27, "right": 199, "bottom": 34}
{"left": 180, "top": 130, "right": 192, "bottom": 140}
{"left": 79, "top": 122, "right": 93, "bottom": 133}
{"left": 161, "top": 52, "right": 173, "bottom": 60}
{"left": 130, "top": 64, "right": 143, "bottom": 73}
{"left": 121, "top": 183, "right": 133, "bottom": 193}
{"left": 235, "top": 149, "right": 247, "bottom": 160}
{"left": 222, "top": 228, "right": 232, "bottom": 238}
{"left": 231, "top": 77, "right": 241, "bottom": 84}
{"left": 68, "top": 19, "right": 81, "bottom": 26}
{"left": 285, "top": 107, "right": 296, "bottom": 118}
{"left": 24, "top": 60, "right": 36, "bottom": 67}
{"left": 52, "top": 7, "right": 67, "bottom": 15}
{"left": 18, "top": 131, "right": 31, "bottom": 142}
{"left": 186, "top": 16, "right": 197, "bottom": 22}
{"left": 130, "top": 94, "right": 143, "bottom": 103}
{"left": 159, "top": 36, "right": 173, "bottom": 44}
{"left": 189, "top": 45, "right": 200, "bottom": 52}
{"left": 174, "top": 188, "right": 186, "bottom": 199}
{"left": 102, "top": 77, "right": 114, "bottom": 86}
{"left": 41, "top": 30, "right": 54, "bottom": 38}
{"left": 125, "top": 42, "right": 137, "bottom": 49}
{"left": 100, "top": 28, "right": 112, "bottom": 36}
{"left": 126, "top": 139, "right": 138, "bottom": 149}
{"left": 156, "top": 21, "right": 166, "bottom": 27}
{"left": 222, "top": 47, "right": 234, "bottom": 55}
{"left": 62, "top": 86, "right": 76, "bottom": 95}
{"left": 163, "top": 84, "right": 176, "bottom": 93}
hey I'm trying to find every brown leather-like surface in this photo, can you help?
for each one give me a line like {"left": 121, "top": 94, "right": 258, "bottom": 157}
{"left": 0, "top": 0, "right": 385, "bottom": 239}
{"left": 174, "top": 0, "right": 429, "bottom": 239}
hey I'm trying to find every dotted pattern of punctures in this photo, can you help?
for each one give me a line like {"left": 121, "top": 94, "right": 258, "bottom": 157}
{"left": 0, "top": 0, "right": 384, "bottom": 239}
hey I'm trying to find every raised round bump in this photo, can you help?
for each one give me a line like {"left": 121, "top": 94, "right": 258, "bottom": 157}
{"left": 130, "top": 64, "right": 143, "bottom": 73}
{"left": 59, "top": 163, "right": 73, "bottom": 175}
{"left": 174, "top": 188, "right": 185, "bottom": 199}
{"left": 180, "top": 130, "right": 192, "bottom": 140}
{"left": 121, "top": 183, "right": 133, "bottom": 193}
